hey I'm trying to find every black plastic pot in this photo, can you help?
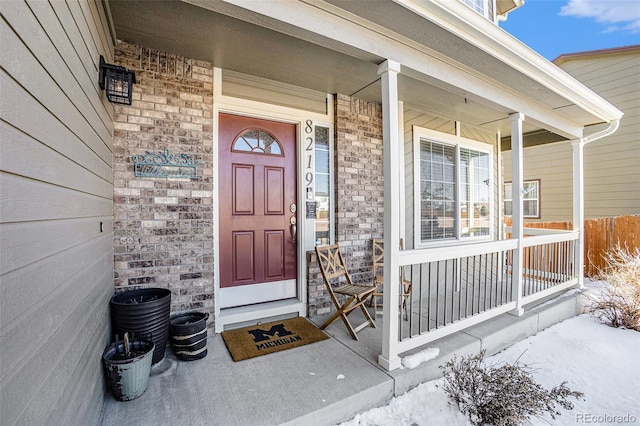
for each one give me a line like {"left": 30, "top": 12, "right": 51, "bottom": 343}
{"left": 110, "top": 288, "right": 171, "bottom": 364}
{"left": 170, "top": 312, "right": 208, "bottom": 361}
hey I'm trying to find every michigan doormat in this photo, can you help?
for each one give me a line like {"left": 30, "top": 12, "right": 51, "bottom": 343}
{"left": 221, "top": 317, "right": 329, "bottom": 361}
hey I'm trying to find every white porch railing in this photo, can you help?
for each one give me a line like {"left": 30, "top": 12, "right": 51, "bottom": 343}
{"left": 381, "top": 229, "right": 579, "bottom": 369}
{"left": 516, "top": 228, "right": 579, "bottom": 305}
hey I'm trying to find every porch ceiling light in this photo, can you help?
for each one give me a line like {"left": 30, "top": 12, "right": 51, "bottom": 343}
{"left": 98, "top": 55, "right": 136, "bottom": 105}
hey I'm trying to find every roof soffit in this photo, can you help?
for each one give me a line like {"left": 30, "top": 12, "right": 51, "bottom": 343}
{"left": 325, "top": 0, "right": 621, "bottom": 123}
{"left": 495, "top": 0, "right": 524, "bottom": 17}
{"left": 108, "top": 0, "right": 382, "bottom": 95}
{"left": 109, "top": 0, "right": 619, "bottom": 139}
{"left": 415, "top": 0, "right": 623, "bottom": 121}
{"left": 206, "top": 0, "right": 589, "bottom": 138}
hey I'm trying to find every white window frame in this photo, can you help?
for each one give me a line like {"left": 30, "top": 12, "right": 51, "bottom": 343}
{"left": 504, "top": 179, "right": 541, "bottom": 219}
{"left": 460, "top": 0, "right": 490, "bottom": 18}
{"left": 313, "top": 122, "right": 334, "bottom": 245}
{"left": 413, "top": 126, "right": 494, "bottom": 248}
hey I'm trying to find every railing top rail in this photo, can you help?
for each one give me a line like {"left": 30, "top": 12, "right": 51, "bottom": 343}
{"left": 504, "top": 226, "right": 575, "bottom": 236}
{"left": 521, "top": 231, "right": 579, "bottom": 247}
{"left": 398, "top": 239, "right": 517, "bottom": 265}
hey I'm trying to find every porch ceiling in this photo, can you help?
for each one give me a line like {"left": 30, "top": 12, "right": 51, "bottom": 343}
{"left": 106, "top": 0, "right": 615, "bottom": 141}
{"left": 107, "top": 0, "right": 381, "bottom": 98}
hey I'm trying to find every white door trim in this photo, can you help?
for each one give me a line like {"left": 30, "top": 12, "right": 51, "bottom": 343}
{"left": 219, "top": 280, "right": 297, "bottom": 308}
{"left": 212, "top": 67, "right": 334, "bottom": 332}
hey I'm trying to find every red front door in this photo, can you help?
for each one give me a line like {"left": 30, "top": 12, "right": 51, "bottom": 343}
{"left": 218, "top": 113, "right": 298, "bottom": 308}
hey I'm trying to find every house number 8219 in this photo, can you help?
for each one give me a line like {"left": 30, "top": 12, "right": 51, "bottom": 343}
{"left": 304, "top": 120, "right": 313, "bottom": 190}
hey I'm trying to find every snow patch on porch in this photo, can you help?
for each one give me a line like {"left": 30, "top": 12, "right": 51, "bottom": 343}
{"left": 401, "top": 347, "right": 440, "bottom": 369}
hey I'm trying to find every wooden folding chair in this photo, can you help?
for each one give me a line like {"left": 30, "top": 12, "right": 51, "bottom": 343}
{"left": 371, "top": 239, "right": 385, "bottom": 317}
{"left": 315, "top": 244, "right": 377, "bottom": 340}
{"left": 371, "top": 238, "right": 412, "bottom": 321}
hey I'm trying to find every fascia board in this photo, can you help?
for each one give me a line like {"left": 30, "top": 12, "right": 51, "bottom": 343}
{"left": 399, "top": 64, "right": 583, "bottom": 139}
{"left": 553, "top": 44, "right": 640, "bottom": 65}
{"left": 215, "top": 0, "right": 584, "bottom": 138}
{"left": 409, "top": 0, "right": 623, "bottom": 122}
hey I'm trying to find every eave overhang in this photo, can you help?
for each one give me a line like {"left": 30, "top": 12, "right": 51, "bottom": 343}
{"left": 210, "top": 0, "right": 623, "bottom": 137}
{"left": 553, "top": 44, "right": 640, "bottom": 65}
{"left": 107, "top": 0, "right": 622, "bottom": 141}
{"left": 419, "top": 0, "right": 623, "bottom": 123}
{"left": 496, "top": 0, "right": 524, "bottom": 18}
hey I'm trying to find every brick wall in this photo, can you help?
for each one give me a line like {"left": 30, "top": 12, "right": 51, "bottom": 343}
{"left": 334, "top": 94, "right": 384, "bottom": 281}
{"left": 110, "top": 44, "right": 382, "bottom": 321}
{"left": 112, "top": 42, "right": 215, "bottom": 325}
{"left": 306, "top": 252, "right": 330, "bottom": 316}
{"left": 307, "top": 94, "right": 384, "bottom": 317}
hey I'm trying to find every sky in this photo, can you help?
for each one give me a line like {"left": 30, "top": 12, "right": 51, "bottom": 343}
{"left": 500, "top": 0, "right": 640, "bottom": 61}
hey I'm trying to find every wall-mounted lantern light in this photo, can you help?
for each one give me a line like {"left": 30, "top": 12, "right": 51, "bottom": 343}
{"left": 98, "top": 55, "right": 136, "bottom": 105}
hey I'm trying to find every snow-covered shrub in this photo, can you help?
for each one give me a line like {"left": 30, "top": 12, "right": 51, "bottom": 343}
{"left": 587, "top": 246, "right": 640, "bottom": 331}
{"left": 440, "top": 350, "right": 583, "bottom": 426}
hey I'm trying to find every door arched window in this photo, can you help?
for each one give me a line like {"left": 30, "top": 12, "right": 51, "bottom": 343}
{"left": 232, "top": 129, "right": 283, "bottom": 155}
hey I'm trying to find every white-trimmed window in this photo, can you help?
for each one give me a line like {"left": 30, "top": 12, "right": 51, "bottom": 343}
{"left": 461, "top": 0, "right": 489, "bottom": 18}
{"left": 414, "top": 127, "right": 493, "bottom": 246}
{"left": 314, "top": 124, "right": 334, "bottom": 245}
{"left": 504, "top": 179, "right": 540, "bottom": 219}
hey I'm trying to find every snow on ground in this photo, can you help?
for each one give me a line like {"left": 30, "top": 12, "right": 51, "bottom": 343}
{"left": 340, "top": 314, "right": 640, "bottom": 425}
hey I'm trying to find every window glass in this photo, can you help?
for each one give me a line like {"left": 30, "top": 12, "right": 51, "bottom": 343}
{"left": 315, "top": 125, "right": 333, "bottom": 245}
{"left": 460, "top": 148, "right": 490, "bottom": 237}
{"left": 503, "top": 180, "right": 540, "bottom": 218}
{"left": 504, "top": 182, "right": 512, "bottom": 201}
{"left": 461, "top": 0, "right": 486, "bottom": 16}
{"left": 234, "top": 137, "right": 253, "bottom": 152}
{"left": 416, "top": 130, "right": 493, "bottom": 244}
{"left": 261, "top": 132, "right": 281, "bottom": 154}
{"left": 315, "top": 126, "right": 329, "bottom": 148}
{"left": 315, "top": 174, "right": 330, "bottom": 197}
{"left": 242, "top": 130, "right": 259, "bottom": 148}
{"left": 232, "top": 130, "right": 282, "bottom": 155}
{"left": 315, "top": 150, "right": 329, "bottom": 174}
{"left": 523, "top": 200, "right": 538, "bottom": 217}
{"left": 420, "top": 140, "right": 456, "bottom": 241}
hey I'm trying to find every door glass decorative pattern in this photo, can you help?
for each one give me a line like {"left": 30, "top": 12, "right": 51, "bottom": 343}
{"left": 232, "top": 129, "right": 283, "bottom": 155}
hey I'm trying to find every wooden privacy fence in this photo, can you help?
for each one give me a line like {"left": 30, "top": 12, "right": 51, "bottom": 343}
{"left": 505, "top": 215, "right": 640, "bottom": 278}
{"left": 584, "top": 215, "right": 640, "bottom": 276}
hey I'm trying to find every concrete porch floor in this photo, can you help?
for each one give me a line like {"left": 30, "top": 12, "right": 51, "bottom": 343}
{"left": 100, "top": 289, "right": 586, "bottom": 426}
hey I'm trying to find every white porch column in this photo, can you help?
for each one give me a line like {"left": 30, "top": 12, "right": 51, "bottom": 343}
{"left": 572, "top": 139, "right": 585, "bottom": 289}
{"left": 509, "top": 112, "right": 525, "bottom": 316}
{"left": 377, "top": 59, "right": 402, "bottom": 371}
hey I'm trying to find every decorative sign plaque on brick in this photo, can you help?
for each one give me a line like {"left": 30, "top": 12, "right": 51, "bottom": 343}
{"left": 132, "top": 149, "right": 198, "bottom": 179}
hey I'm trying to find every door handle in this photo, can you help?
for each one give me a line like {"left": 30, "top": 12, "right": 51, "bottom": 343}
{"left": 289, "top": 216, "right": 297, "bottom": 243}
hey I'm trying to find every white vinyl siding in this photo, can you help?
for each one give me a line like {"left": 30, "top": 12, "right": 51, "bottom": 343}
{"left": 0, "top": 1, "right": 115, "bottom": 424}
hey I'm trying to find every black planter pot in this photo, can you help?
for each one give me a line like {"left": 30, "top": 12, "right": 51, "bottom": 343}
{"left": 170, "top": 312, "right": 208, "bottom": 361}
{"left": 110, "top": 288, "right": 171, "bottom": 364}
